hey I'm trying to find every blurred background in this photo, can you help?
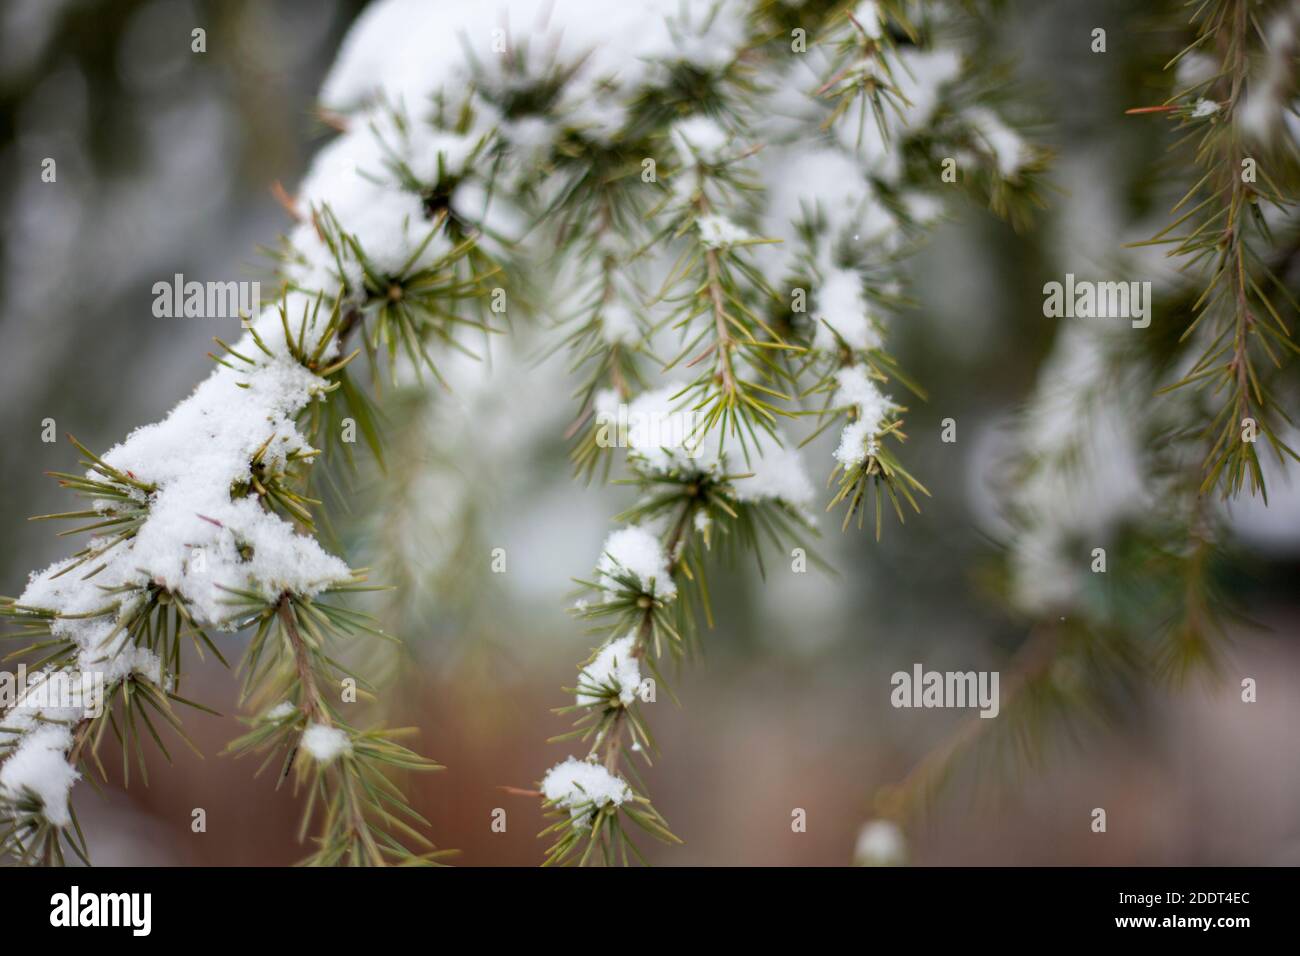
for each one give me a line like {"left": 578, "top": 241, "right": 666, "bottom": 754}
{"left": 1, "top": 0, "right": 1298, "bottom": 865}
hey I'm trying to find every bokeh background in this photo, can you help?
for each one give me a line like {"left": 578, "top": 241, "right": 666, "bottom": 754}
{"left": 2, "top": 0, "right": 1298, "bottom": 865}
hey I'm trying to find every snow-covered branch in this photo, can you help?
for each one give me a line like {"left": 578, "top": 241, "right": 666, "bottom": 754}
{"left": 1, "top": 0, "right": 1044, "bottom": 865}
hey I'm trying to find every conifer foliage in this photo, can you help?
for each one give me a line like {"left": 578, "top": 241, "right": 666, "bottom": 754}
{"left": 4, "top": 0, "right": 1050, "bottom": 865}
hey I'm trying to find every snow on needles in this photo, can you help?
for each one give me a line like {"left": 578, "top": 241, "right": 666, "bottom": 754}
{"left": 320, "top": 0, "right": 752, "bottom": 117}
{"left": 302, "top": 724, "right": 353, "bottom": 764}
{"left": 670, "top": 115, "right": 734, "bottom": 165}
{"left": 0, "top": 0, "right": 1030, "bottom": 832}
{"left": 832, "top": 366, "right": 897, "bottom": 467}
{"left": 592, "top": 387, "right": 814, "bottom": 509}
{"left": 2, "top": 302, "right": 352, "bottom": 827}
{"left": 577, "top": 633, "right": 642, "bottom": 707}
{"left": 814, "top": 269, "right": 883, "bottom": 353}
{"left": 598, "top": 526, "right": 677, "bottom": 600}
{"left": 95, "top": 339, "right": 352, "bottom": 624}
{"left": 0, "top": 726, "right": 80, "bottom": 827}
{"left": 541, "top": 757, "right": 632, "bottom": 823}
{"left": 697, "top": 214, "right": 752, "bottom": 249}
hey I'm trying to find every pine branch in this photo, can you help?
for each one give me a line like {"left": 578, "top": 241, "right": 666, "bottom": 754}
{"left": 1130, "top": 0, "right": 1300, "bottom": 499}
{"left": 1, "top": 0, "right": 1049, "bottom": 868}
{"left": 0, "top": 97, "right": 494, "bottom": 862}
{"left": 517, "top": 0, "right": 1047, "bottom": 864}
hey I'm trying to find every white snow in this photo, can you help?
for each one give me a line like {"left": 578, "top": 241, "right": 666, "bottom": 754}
{"left": 301, "top": 724, "right": 352, "bottom": 763}
{"left": 0, "top": 0, "right": 1018, "bottom": 831}
{"left": 0, "top": 669, "right": 92, "bottom": 739}
{"left": 853, "top": 1, "right": 884, "bottom": 39}
{"left": 697, "top": 214, "right": 752, "bottom": 249}
{"left": 594, "top": 387, "right": 700, "bottom": 474}
{"left": 813, "top": 268, "right": 882, "bottom": 353}
{"left": 597, "top": 526, "right": 677, "bottom": 600}
{"left": 671, "top": 116, "right": 733, "bottom": 165}
{"left": 319, "top": 0, "right": 753, "bottom": 116}
{"left": 965, "top": 107, "right": 1031, "bottom": 178}
{"left": 1, "top": 298, "right": 354, "bottom": 826}
{"left": 540, "top": 756, "right": 632, "bottom": 823}
{"left": 854, "top": 819, "right": 906, "bottom": 866}
{"left": 88, "top": 338, "right": 353, "bottom": 626}
{"left": 831, "top": 365, "right": 896, "bottom": 466}
{"left": 600, "top": 302, "right": 641, "bottom": 345}
{"left": 576, "top": 633, "right": 642, "bottom": 707}
{"left": 592, "top": 387, "right": 814, "bottom": 509}
{"left": 266, "top": 701, "right": 297, "bottom": 720}
{"left": 0, "top": 725, "right": 79, "bottom": 827}
{"left": 733, "top": 445, "right": 816, "bottom": 507}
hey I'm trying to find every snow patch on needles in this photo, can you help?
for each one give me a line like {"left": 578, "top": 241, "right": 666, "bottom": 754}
{"left": 600, "top": 302, "right": 641, "bottom": 345}
{"left": 541, "top": 757, "right": 632, "bottom": 823}
{"left": 733, "top": 445, "right": 816, "bottom": 507}
{"left": 671, "top": 115, "right": 733, "bottom": 165}
{"left": 814, "top": 269, "right": 883, "bottom": 353}
{"left": 2, "top": 304, "right": 354, "bottom": 828}
{"left": 598, "top": 526, "right": 677, "bottom": 600}
{"left": 965, "top": 107, "right": 1031, "bottom": 178}
{"left": 697, "top": 214, "right": 752, "bottom": 249}
{"left": 320, "top": 0, "right": 752, "bottom": 116}
{"left": 854, "top": 1, "right": 885, "bottom": 39}
{"left": 266, "top": 701, "right": 297, "bottom": 721}
{"left": 0, "top": 725, "right": 80, "bottom": 827}
{"left": 577, "top": 634, "right": 642, "bottom": 707}
{"left": 302, "top": 724, "right": 352, "bottom": 763}
{"left": 93, "top": 343, "right": 352, "bottom": 625}
{"left": 0, "top": 669, "right": 90, "bottom": 740}
{"left": 1191, "top": 98, "right": 1220, "bottom": 118}
{"left": 594, "top": 387, "right": 700, "bottom": 474}
{"left": 832, "top": 365, "right": 896, "bottom": 466}
{"left": 594, "top": 387, "right": 814, "bottom": 509}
